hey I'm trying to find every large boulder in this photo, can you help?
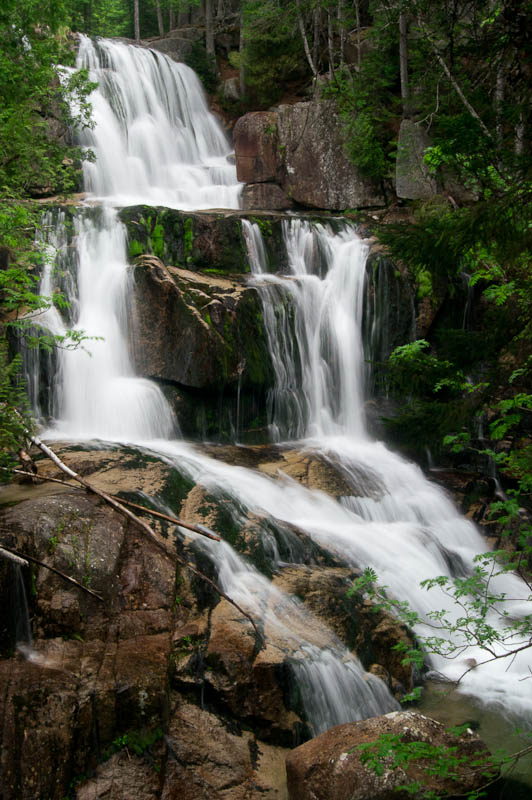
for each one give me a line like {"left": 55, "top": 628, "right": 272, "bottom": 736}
{"left": 130, "top": 255, "right": 272, "bottom": 390}
{"left": 146, "top": 36, "right": 194, "bottom": 62}
{"left": 285, "top": 711, "right": 496, "bottom": 800}
{"left": 234, "top": 103, "right": 386, "bottom": 211}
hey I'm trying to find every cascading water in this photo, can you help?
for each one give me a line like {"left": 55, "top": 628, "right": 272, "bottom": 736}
{"left": 76, "top": 36, "right": 241, "bottom": 210}
{"left": 28, "top": 37, "right": 397, "bottom": 735}
{"left": 239, "top": 219, "right": 532, "bottom": 721}
{"left": 30, "top": 35, "right": 532, "bottom": 738}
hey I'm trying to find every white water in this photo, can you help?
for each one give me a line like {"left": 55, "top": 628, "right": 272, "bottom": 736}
{"left": 77, "top": 35, "right": 241, "bottom": 210}
{"left": 30, "top": 37, "right": 532, "bottom": 734}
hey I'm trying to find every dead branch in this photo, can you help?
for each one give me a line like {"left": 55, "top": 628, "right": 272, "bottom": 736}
{"left": 0, "top": 543, "right": 104, "bottom": 601}
{"left": 5, "top": 468, "right": 221, "bottom": 541}
{"left": 8, "top": 426, "right": 262, "bottom": 643}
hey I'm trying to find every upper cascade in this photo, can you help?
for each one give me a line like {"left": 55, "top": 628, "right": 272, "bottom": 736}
{"left": 76, "top": 35, "right": 241, "bottom": 210}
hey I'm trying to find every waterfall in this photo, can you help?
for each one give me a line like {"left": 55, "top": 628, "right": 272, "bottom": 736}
{"left": 76, "top": 35, "right": 241, "bottom": 210}
{"left": 244, "top": 219, "right": 368, "bottom": 440}
{"left": 29, "top": 36, "right": 532, "bottom": 736}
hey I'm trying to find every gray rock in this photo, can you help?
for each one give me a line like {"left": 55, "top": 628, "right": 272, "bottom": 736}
{"left": 220, "top": 76, "right": 241, "bottom": 101}
{"left": 147, "top": 36, "right": 194, "bottom": 63}
{"left": 277, "top": 101, "right": 385, "bottom": 209}
{"left": 242, "top": 183, "right": 293, "bottom": 210}
{"left": 234, "top": 103, "right": 386, "bottom": 211}
{"left": 395, "top": 119, "right": 438, "bottom": 200}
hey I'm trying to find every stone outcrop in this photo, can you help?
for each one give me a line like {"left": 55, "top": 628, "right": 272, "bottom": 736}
{"left": 0, "top": 444, "right": 301, "bottom": 799}
{"left": 286, "top": 711, "right": 496, "bottom": 800}
{"left": 242, "top": 183, "right": 293, "bottom": 211}
{"left": 395, "top": 120, "right": 438, "bottom": 201}
{"left": 234, "top": 103, "right": 386, "bottom": 211}
{"left": 130, "top": 254, "right": 272, "bottom": 391}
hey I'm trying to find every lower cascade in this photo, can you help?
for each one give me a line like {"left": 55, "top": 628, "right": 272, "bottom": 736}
{"left": 5, "top": 33, "right": 532, "bottom": 799}
{"left": 31, "top": 208, "right": 532, "bottom": 725}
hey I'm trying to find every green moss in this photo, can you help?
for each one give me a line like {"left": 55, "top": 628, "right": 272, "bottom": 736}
{"left": 160, "top": 467, "right": 195, "bottom": 515}
{"left": 128, "top": 239, "right": 144, "bottom": 259}
{"left": 184, "top": 217, "right": 194, "bottom": 264}
{"left": 151, "top": 222, "right": 165, "bottom": 259}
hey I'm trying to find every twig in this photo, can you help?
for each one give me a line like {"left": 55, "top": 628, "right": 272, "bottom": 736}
{"left": 5, "top": 468, "right": 221, "bottom": 541}
{"left": 0, "top": 543, "right": 103, "bottom": 601}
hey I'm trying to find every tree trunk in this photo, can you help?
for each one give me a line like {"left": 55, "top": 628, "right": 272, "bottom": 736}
{"left": 338, "top": 0, "right": 345, "bottom": 66}
{"left": 205, "top": 0, "right": 215, "bottom": 56}
{"left": 296, "top": 0, "right": 318, "bottom": 79}
{"left": 312, "top": 5, "right": 320, "bottom": 75}
{"left": 399, "top": 13, "right": 410, "bottom": 118}
{"left": 155, "top": 0, "right": 164, "bottom": 37}
{"left": 168, "top": 5, "right": 175, "bottom": 30}
{"left": 134, "top": 0, "right": 140, "bottom": 42}
{"left": 515, "top": 109, "right": 525, "bottom": 155}
{"left": 327, "top": 8, "right": 334, "bottom": 77}
{"left": 495, "top": 63, "right": 504, "bottom": 143}
{"left": 239, "top": 8, "right": 246, "bottom": 95}
{"left": 217, "top": 0, "right": 225, "bottom": 19}
{"left": 355, "top": 0, "right": 361, "bottom": 71}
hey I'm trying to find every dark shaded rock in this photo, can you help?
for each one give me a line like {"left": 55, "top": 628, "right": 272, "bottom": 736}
{"left": 161, "top": 700, "right": 289, "bottom": 799}
{"left": 286, "top": 711, "right": 495, "bottom": 800}
{"left": 130, "top": 255, "right": 273, "bottom": 390}
{"left": 118, "top": 206, "right": 251, "bottom": 274}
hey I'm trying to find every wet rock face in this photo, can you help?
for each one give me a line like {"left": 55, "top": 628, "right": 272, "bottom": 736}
{"left": 0, "top": 444, "right": 302, "bottom": 798}
{"left": 234, "top": 103, "right": 386, "bottom": 211}
{"left": 286, "top": 711, "right": 495, "bottom": 800}
{"left": 130, "top": 255, "right": 273, "bottom": 391}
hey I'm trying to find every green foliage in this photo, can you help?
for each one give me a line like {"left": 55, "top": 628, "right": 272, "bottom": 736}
{"left": 185, "top": 41, "right": 217, "bottom": 94}
{"left": 0, "top": 1, "right": 96, "bottom": 479}
{"left": 242, "top": 0, "right": 306, "bottom": 107}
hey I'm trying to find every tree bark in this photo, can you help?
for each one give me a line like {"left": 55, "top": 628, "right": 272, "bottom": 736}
{"left": 134, "top": 0, "right": 140, "bottom": 42}
{"left": 312, "top": 5, "right": 320, "bottom": 75}
{"left": 155, "top": 0, "right": 165, "bottom": 37}
{"left": 327, "top": 8, "right": 334, "bottom": 77}
{"left": 338, "top": 0, "right": 346, "bottom": 66}
{"left": 296, "top": 0, "right": 318, "bottom": 78}
{"left": 168, "top": 4, "right": 175, "bottom": 30}
{"left": 355, "top": 0, "right": 361, "bottom": 71}
{"left": 399, "top": 13, "right": 410, "bottom": 118}
{"left": 205, "top": 0, "right": 215, "bottom": 56}
{"left": 239, "top": 8, "right": 246, "bottom": 95}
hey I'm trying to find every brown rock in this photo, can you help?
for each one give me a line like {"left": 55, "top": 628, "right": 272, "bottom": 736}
{"left": 130, "top": 256, "right": 272, "bottom": 390}
{"left": 286, "top": 711, "right": 496, "bottom": 800}
{"left": 162, "top": 700, "right": 289, "bottom": 799}
{"left": 234, "top": 112, "right": 281, "bottom": 184}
